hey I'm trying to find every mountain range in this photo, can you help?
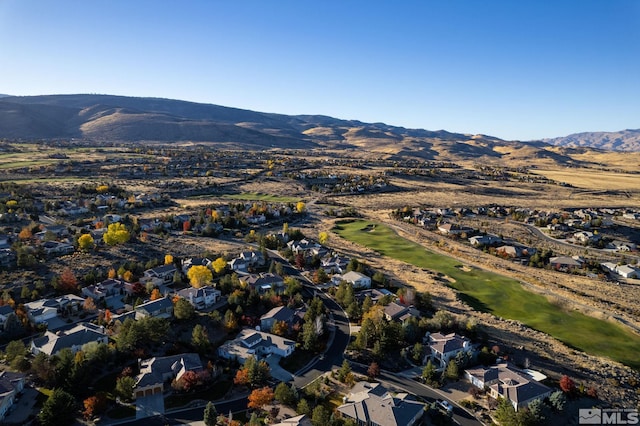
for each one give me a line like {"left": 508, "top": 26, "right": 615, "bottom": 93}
{"left": 0, "top": 94, "right": 638, "bottom": 162}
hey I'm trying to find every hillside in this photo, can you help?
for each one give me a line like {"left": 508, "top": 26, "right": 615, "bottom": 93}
{"left": 0, "top": 94, "right": 621, "bottom": 165}
{"left": 543, "top": 129, "right": 640, "bottom": 151}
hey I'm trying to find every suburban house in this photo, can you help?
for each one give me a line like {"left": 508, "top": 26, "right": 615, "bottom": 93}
{"left": 339, "top": 271, "right": 372, "bottom": 289}
{"left": 181, "top": 257, "right": 212, "bottom": 274}
{"left": 30, "top": 322, "right": 109, "bottom": 356}
{"left": 260, "top": 306, "right": 298, "bottom": 331}
{"left": 272, "top": 415, "right": 312, "bottom": 426}
{"left": 573, "top": 231, "right": 599, "bottom": 245}
{"left": 495, "top": 245, "right": 536, "bottom": 258}
{"left": 42, "top": 241, "right": 75, "bottom": 256}
{"left": 468, "top": 234, "right": 502, "bottom": 247}
{"left": 176, "top": 286, "right": 221, "bottom": 310}
{"left": 356, "top": 288, "right": 395, "bottom": 304}
{"left": 82, "top": 278, "right": 126, "bottom": 300}
{"left": 135, "top": 297, "right": 174, "bottom": 320}
{"left": 465, "top": 363, "right": 552, "bottom": 411}
{"left": 142, "top": 264, "right": 177, "bottom": 286}
{"left": 287, "top": 239, "right": 321, "bottom": 255}
{"left": 426, "top": 332, "right": 473, "bottom": 369}
{"left": 230, "top": 251, "right": 265, "bottom": 272}
{"left": 218, "top": 328, "right": 295, "bottom": 364}
{"left": 383, "top": 302, "right": 421, "bottom": 323}
{"left": 609, "top": 240, "right": 637, "bottom": 252}
{"left": 616, "top": 265, "right": 639, "bottom": 279}
{"left": 0, "top": 371, "right": 26, "bottom": 421}
{"left": 321, "top": 254, "right": 350, "bottom": 274}
{"left": 134, "top": 353, "right": 203, "bottom": 399}
{"left": 241, "top": 273, "right": 285, "bottom": 294}
{"left": 0, "top": 305, "right": 15, "bottom": 330}
{"left": 0, "top": 249, "right": 16, "bottom": 269}
{"left": 24, "top": 295, "right": 86, "bottom": 325}
{"left": 549, "top": 256, "right": 584, "bottom": 271}
{"left": 336, "top": 381, "right": 424, "bottom": 426}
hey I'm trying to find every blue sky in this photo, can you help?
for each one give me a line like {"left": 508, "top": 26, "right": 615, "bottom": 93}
{"left": 1, "top": 1, "right": 638, "bottom": 140}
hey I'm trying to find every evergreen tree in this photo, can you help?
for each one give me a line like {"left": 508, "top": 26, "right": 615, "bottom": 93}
{"left": 203, "top": 401, "right": 217, "bottom": 426}
{"left": 38, "top": 388, "right": 76, "bottom": 426}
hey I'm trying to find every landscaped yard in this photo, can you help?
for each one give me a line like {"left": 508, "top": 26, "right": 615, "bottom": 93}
{"left": 333, "top": 220, "right": 640, "bottom": 370}
{"left": 164, "top": 378, "right": 232, "bottom": 409}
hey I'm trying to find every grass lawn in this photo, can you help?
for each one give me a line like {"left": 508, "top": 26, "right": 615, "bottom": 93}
{"left": 221, "top": 192, "right": 300, "bottom": 203}
{"left": 279, "top": 349, "right": 317, "bottom": 373}
{"left": 333, "top": 220, "right": 640, "bottom": 370}
{"left": 107, "top": 404, "right": 136, "bottom": 419}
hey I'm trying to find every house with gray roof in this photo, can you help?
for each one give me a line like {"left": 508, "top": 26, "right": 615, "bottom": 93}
{"left": 176, "top": 286, "right": 221, "bottom": 310}
{"left": 134, "top": 297, "right": 173, "bottom": 320}
{"left": 134, "top": 353, "right": 203, "bottom": 399}
{"left": 218, "top": 328, "right": 295, "bottom": 364}
{"left": 426, "top": 332, "right": 473, "bottom": 369}
{"left": 0, "top": 371, "right": 26, "bottom": 421}
{"left": 30, "top": 322, "right": 108, "bottom": 356}
{"left": 465, "top": 362, "right": 551, "bottom": 411}
{"left": 241, "top": 273, "right": 285, "bottom": 294}
{"left": 337, "top": 381, "right": 424, "bottom": 426}
{"left": 260, "top": 306, "right": 296, "bottom": 331}
{"left": 383, "top": 302, "right": 421, "bottom": 323}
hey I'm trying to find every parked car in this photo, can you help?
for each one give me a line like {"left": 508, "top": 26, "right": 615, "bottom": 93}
{"left": 437, "top": 399, "right": 453, "bottom": 414}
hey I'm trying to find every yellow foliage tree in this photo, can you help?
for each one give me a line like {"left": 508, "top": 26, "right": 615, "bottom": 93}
{"left": 164, "top": 254, "right": 174, "bottom": 265}
{"left": 212, "top": 257, "right": 227, "bottom": 274}
{"left": 187, "top": 265, "right": 212, "bottom": 288}
{"left": 318, "top": 231, "right": 329, "bottom": 244}
{"left": 108, "top": 268, "right": 117, "bottom": 279}
{"left": 296, "top": 201, "right": 306, "bottom": 213}
{"left": 96, "top": 185, "right": 109, "bottom": 193}
{"left": 103, "top": 223, "right": 130, "bottom": 246}
{"left": 122, "top": 270, "right": 134, "bottom": 283}
{"left": 78, "top": 234, "right": 95, "bottom": 251}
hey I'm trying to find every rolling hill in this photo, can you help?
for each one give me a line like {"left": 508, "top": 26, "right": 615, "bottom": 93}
{"left": 543, "top": 129, "right": 640, "bottom": 152}
{"left": 0, "top": 94, "right": 631, "bottom": 165}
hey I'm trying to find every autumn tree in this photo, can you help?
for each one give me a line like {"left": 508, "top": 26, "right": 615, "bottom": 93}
{"left": 559, "top": 375, "right": 576, "bottom": 395}
{"left": 367, "top": 361, "right": 380, "bottom": 378}
{"left": 83, "top": 393, "right": 107, "bottom": 420}
{"left": 165, "top": 254, "right": 174, "bottom": 265}
{"left": 18, "top": 227, "right": 32, "bottom": 240}
{"left": 271, "top": 320, "right": 288, "bottom": 336}
{"left": 296, "top": 201, "right": 306, "bottom": 213}
{"left": 56, "top": 268, "right": 78, "bottom": 293}
{"left": 212, "top": 257, "right": 227, "bottom": 274}
{"left": 150, "top": 288, "right": 162, "bottom": 301}
{"left": 78, "top": 234, "right": 95, "bottom": 251}
{"left": 187, "top": 265, "right": 212, "bottom": 288}
{"left": 103, "top": 223, "right": 130, "bottom": 246}
{"left": 318, "top": 231, "right": 328, "bottom": 244}
{"left": 108, "top": 268, "right": 117, "bottom": 279}
{"left": 83, "top": 297, "right": 97, "bottom": 312}
{"left": 247, "top": 386, "right": 274, "bottom": 410}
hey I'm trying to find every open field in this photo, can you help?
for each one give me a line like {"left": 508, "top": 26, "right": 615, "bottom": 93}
{"left": 533, "top": 167, "right": 640, "bottom": 191}
{"left": 221, "top": 192, "right": 301, "bottom": 203}
{"left": 333, "top": 219, "right": 640, "bottom": 369}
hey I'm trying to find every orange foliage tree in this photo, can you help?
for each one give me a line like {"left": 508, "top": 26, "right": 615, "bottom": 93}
{"left": 150, "top": 288, "right": 162, "bottom": 301}
{"left": 247, "top": 386, "right": 274, "bottom": 410}
{"left": 57, "top": 268, "right": 78, "bottom": 293}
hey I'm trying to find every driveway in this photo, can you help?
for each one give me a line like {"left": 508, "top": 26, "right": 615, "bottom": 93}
{"left": 265, "top": 354, "right": 293, "bottom": 382}
{"left": 136, "top": 394, "right": 165, "bottom": 419}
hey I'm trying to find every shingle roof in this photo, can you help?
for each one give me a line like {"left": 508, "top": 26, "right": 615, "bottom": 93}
{"left": 31, "top": 322, "right": 107, "bottom": 355}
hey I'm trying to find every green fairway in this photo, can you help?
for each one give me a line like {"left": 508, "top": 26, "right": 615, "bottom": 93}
{"left": 334, "top": 220, "right": 640, "bottom": 369}
{"left": 222, "top": 192, "right": 300, "bottom": 203}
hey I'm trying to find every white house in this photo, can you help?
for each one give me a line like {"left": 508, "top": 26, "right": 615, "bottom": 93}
{"left": 176, "top": 286, "right": 221, "bottom": 310}
{"left": 616, "top": 265, "right": 638, "bottom": 279}
{"left": 142, "top": 264, "right": 177, "bottom": 286}
{"left": 30, "top": 322, "right": 108, "bottom": 356}
{"left": 465, "top": 363, "right": 552, "bottom": 411}
{"left": 218, "top": 328, "right": 295, "bottom": 364}
{"left": 426, "top": 332, "right": 473, "bottom": 369}
{"left": 340, "top": 271, "right": 372, "bottom": 289}
{"left": 24, "top": 295, "right": 85, "bottom": 325}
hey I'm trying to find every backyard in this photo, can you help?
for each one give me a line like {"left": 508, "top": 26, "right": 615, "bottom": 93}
{"left": 333, "top": 220, "right": 640, "bottom": 370}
